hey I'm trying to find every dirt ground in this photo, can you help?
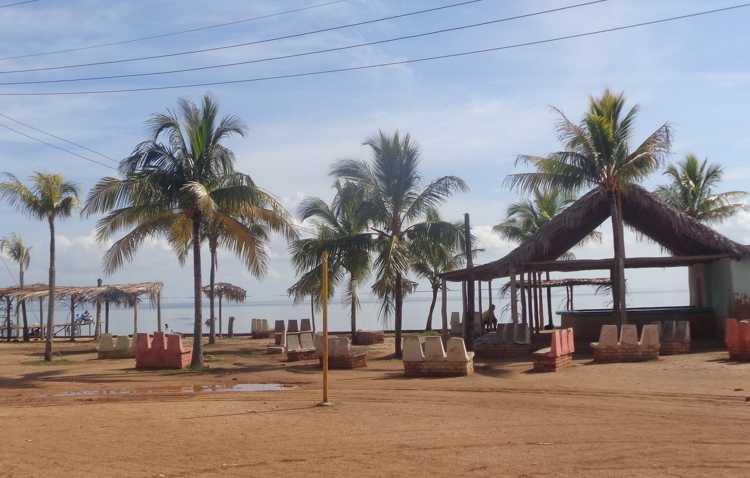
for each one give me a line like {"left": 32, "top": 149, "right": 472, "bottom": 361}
{"left": 0, "top": 336, "right": 749, "bottom": 478}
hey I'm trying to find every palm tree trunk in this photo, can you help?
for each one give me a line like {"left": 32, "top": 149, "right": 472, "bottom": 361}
{"left": 394, "top": 273, "right": 403, "bottom": 358}
{"left": 44, "top": 216, "right": 55, "bottom": 361}
{"left": 208, "top": 244, "right": 216, "bottom": 345}
{"left": 425, "top": 284, "right": 438, "bottom": 331}
{"left": 610, "top": 191, "right": 627, "bottom": 326}
{"left": 20, "top": 266, "right": 28, "bottom": 342}
{"left": 190, "top": 214, "right": 204, "bottom": 369}
{"left": 350, "top": 275, "right": 357, "bottom": 341}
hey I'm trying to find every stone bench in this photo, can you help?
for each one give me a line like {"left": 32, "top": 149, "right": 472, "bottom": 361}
{"left": 314, "top": 335, "right": 367, "bottom": 369}
{"left": 353, "top": 330, "right": 384, "bottom": 345}
{"left": 97, "top": 333, "right": 134, "bottom": 359}
{"left": 656, "top": 320, "right": 691, "bottom": 355}
{"left": 251, "top": 318, "right": 272, "bottom": 339}
{"left": 532, "top": 328, "right": 574, "bottom": 372}
{"left": 135, "top": 332, "right": 191, "bottom": 369}
{"left": 285, "top": 332, "right": 317, "bottom": 362}
{"left": 591, "top": 324, "right": 660, "bottom": 363}
{"left": 726, "top": 319, "right": 750, "bottom": 361}
{"left": 402, "top": 335, "right": 474, "bottom": 377}
{"left": 473, "top": 323, "right": 532, "bottom": 359}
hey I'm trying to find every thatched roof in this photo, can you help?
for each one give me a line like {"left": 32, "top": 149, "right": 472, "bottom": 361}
{"left": 0, "top": 282, "right": 163, "bottom": 305}
{"left": 202, "top": 282, "right": 246, "bottom": 303}
{"left": 443, "top": 185, "right": 749, "bottom": 282}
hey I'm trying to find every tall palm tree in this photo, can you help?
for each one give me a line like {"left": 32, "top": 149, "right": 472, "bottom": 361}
{"left": 0, "top": 234, "right": 31, "bottom": 341}
{"left": 332, "top": 131, "right": 468, "bottom": 356}
{"left": 506, "top": 90, "right": 671, "bottom": 325}
{"left": 494, "top": 188, "right": 601, "bottom": 258}
{"left": 289, "top": 180, "right": 372, "bottom": 340}
{"left": 0, "top": 173, "right": 79, "bottom": 359}
{"left": 409, "top": 212, "right": 467, "bottom": 331}
{"left": 83, "top": 95, "right": 296, "bottom": 368}
{"left": 656, "top": 154, "right": 747, "bottom": 223}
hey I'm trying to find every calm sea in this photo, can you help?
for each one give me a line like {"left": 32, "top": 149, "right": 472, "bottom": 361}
{"left": 29, "top": 288, "right": 690, "bottom": 336}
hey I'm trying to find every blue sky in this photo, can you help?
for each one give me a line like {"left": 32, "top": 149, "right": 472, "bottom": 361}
{"left": 1, "top": 0, "right": 749, "bottom": 306}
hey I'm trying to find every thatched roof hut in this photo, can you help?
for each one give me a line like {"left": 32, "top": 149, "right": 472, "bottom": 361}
{"left": 443, "top": 185, "right": 748, "bottom": 282}
{"left": 202, "top": 282, "right": 247, "bottom": 303}
{"left": 440, "top": 185, "right": 750, "bottom": 343}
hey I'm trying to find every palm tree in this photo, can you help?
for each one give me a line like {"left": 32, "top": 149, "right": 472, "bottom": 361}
{"left": 289, "top": 180, "right": 373, "bottom": 340}
{"left": 494, "top": 188, "right": 601, "bottom": 258}
{"left": 409, "top": 212, "right": 467, "bottom": 331}
{"left": 332, "top": 131, "right": 468, "bottom": 356}
{"left": 656, "top": 154, "right": 747, "bottom": 223}
{"left": 506, "top": 89, "right": 671, "bottom": 326}
{"left": 0, "top": 234, "right": 31, "bottom": 341}
{"left": 83, "top": 95, "right": 296, "bottom": 368}
{"left": 0, "top": 173, "right": 79, "bottom": 359}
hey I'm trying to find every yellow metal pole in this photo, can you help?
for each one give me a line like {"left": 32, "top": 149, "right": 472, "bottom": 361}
{"left": 320, "top": 251, "right": 331, "bottom": 406}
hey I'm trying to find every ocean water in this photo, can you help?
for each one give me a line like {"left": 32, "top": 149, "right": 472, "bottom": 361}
{"left": 26, "top": 288, "right": 690, "bottom": 336}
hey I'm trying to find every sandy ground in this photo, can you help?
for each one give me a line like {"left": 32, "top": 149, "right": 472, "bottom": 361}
{"left": 0, "top": 336, "right": 749, "bottom": 478}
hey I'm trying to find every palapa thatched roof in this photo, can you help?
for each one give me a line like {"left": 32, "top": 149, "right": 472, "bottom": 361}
{"left": 202, "top": 282, "right": 246, "bottom": 303}
{"left": 0, "top": 282, "right": 163, "bottom": 305}
{"left": 443, "top": 185, "right": 749, "bottom": 282}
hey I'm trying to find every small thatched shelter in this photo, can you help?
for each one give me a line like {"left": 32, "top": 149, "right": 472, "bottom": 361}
{"left": 0, "top": 281, "right": 163, "bottom": 338}
{"left": 441, "top": 185, "right": 750, "bottom": 346}
{"left": 202, "top": 282, "right": 246, "bottom": 335}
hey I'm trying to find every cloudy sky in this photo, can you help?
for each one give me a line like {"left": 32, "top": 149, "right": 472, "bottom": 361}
{"left": 1, "top": 0, "right": 749, "bottom": 308}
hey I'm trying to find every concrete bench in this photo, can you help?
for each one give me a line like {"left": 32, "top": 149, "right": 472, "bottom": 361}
{"left": 656, "top": 320, "right": 691, "bottom": 354}
{"left": 273, "top": 320, "right": 286, "bottom": 346}
{"left": 353, "top": 330, "right": 384, "bottom": 345}
{"left": 533, "top": 328, "right": 574, "bottom": 372}
{"left": 251, "top": 319, "right": 272, "bottom": 339}
{"left": 726, "top": 319, "right": 750, "bottom": 361}
{"left": 314, "top": 335, "right": 367, "bottom": 369}
{"left": 402, "top": 335, "right": 474, "bottom": 377}
{"left": 98, "top": 334, "right": 134, "bottom": 359}
{"left": 473, "top": 323, "right": 532, "bottom": 359}
{"left": 591, "top": 324, "right": 660, "bottom": 362}
{"left": 300, "top": 319, "right": 312, "bottom": 332}
{"left": 285, "top": 331, "right": 317, "bottom": 362}
{"left": 135, "top": 332, "right": 191, "bottom": 369}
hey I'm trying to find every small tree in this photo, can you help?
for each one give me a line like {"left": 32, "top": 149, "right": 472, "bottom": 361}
{"left": 0, "top": 234, "right": 31, "bottom": 341}
{"left": 0, "top": 173, "right": 79, "bottom": 359}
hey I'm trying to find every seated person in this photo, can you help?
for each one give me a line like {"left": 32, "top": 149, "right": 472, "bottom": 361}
{"left": 481, "top": 304, "right": 498, "bottom": 332}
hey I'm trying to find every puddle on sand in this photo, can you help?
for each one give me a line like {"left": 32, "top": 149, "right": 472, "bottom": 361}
{"left": 43, "top": 383, "right": 293, "bottom": 399}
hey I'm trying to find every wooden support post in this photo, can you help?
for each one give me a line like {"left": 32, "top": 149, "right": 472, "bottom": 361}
{"left": 546, "top": 272, "right": 553, "bottom": 328}
{"left": 570, "top": 286, "right": 575, "bottom": 310}
{"left": 510, "top": 269, "right": 518, "bottom": 324}
{"left": 441, "top": 279, "right": 448, "bottom": 346}
{"left": 488, "top": 280, "right": 493, "bottom": 308}
{"left": 5, "top": 297, "right": 11, "bottom": 342}
{"left": 156, "top": 291, "right": 162, "bottom": 332}
{"left": 39, "top": 298, "right": 44, "bottom": 337}
{"left": 69, "top": 298, "right": 75, "bottom": 342}
{"left": 537, "top": 273, "right": 545, "bottom": 331}
{"left": 478, "top": 281, "right": 483, "bottom": 315}
{"left": 104, "top": 301, "right": 110, "bottom": 334}
{"left": 520, "top": 273, "right": 527, "bottom": 325}
{"left": 461, "top": 281, "right": 467, "bottom": 323}
{"left": 132, "top": 299, "right": 138, "bottom": 336}
{"left": 95, "top": 278, "right": 102, "bottom": 339}
{"left": 527, "top": 273, "right": 535, "bottom": 332}
{"left": 218, "top": 294, "right": 223, "bottom": 337}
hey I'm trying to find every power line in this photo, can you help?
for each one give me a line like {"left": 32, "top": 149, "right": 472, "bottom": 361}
{"left": 0, "top": 0, "right": 349, "bottom": 62}
{"left": 0, "top": 0, "right": 484, "bottom": 74}
{"left": 0, "top": 0, "right": 38, "bottom": 9}
{"left": 0, "top": 123, "right": 117, "bottom": 169}
{"left": 1, "top": 2, "right": 745, "bottom": 97}
{"left": 0, "top": 0, "right": 607, "bottom": 86}
{"left": 0, "top": 112, "right": 117, "bottom": 162}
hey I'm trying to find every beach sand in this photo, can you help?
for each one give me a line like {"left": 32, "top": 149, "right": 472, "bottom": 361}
{"left": 1, "top": 337, "right": 749, "bottom": 477}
